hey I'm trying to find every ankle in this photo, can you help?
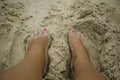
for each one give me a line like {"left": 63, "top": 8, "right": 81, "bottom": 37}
{"left": 73, "top": 58, "right": 93, "bottom": 73}
{"left": 74, "top": 64, "right": 94, "bottom": 76}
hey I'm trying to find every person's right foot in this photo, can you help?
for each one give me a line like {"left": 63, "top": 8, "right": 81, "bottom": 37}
{"left": 69, "top": 29, "right": 93, "bottom": 75}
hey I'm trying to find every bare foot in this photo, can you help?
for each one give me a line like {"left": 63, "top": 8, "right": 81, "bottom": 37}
{"left": 69, "top": 29, "right": 107, "bottom": 80}
{"left": 27, "top": 29, "right": 51, "bottom": 54}
{"left": 0, "top": 28, "right": 51, "bottom": 80}
{"left": 25, "top": 28, "right": 51, "bottom": 75}
{"left": 69, "top": 29, "right": 93, "bottom": 75}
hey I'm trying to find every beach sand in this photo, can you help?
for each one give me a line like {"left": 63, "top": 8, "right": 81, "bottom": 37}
{"left": 0, "top": 0, "right": 120, "bottom": 80}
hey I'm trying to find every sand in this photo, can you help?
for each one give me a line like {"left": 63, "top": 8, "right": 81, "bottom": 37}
{"left": 0, "top": 0, "right": 120, "bottom": 80}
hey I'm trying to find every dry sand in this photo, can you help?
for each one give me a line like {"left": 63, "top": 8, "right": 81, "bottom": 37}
{"left": 0, "top": 0, "right": 120, "bottom": 80}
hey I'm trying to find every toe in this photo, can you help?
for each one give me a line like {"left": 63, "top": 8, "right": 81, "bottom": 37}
{"left": 69, "top": 29, "right": 77, "bottom": 45}
{"left": 28, "top": 34, "right": 34, "bottom": 42}
{"left": 34, "top": 30, "right": 39, "bottom": 39}
{"left": 43, "top": 27, "right": 51, "bottom": 41}
{"left": 69, "top": 29, "right": 77, "bottom": 40}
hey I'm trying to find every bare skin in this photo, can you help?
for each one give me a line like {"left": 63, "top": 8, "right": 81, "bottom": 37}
{"left": 0, "top": 29, "right": 107, "bottom": 80}
{"left": 0, "top": 31, "right": 51, "bottom": 80}
{"left": 69, "top": 30, "right": 107, "bottom": 80}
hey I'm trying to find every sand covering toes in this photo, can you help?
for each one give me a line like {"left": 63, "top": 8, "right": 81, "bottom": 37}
{"left": 25, "top": 28, "right": 52, "bottom": 78}
{"left": 67, "top": 29, "right": 78, "bottom": 79}
{"left": 42, "top": 29, "right": 52, "bottom": 78}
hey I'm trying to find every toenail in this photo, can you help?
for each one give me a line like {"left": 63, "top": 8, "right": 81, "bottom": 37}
{"left": 71, "top": 28, "right": 77, "bottom": 33}
{"left": 43, "top": 27, "right": 47, "bottom": 32}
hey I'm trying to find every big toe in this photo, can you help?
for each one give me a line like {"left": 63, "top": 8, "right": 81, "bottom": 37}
{"left": 42, "top": 27, "right": 52, "bottom": 47}
{"left": 69, "top": 29, "right": 77, "bottom": 38}
{"left": 69, "top": 29, "right": 80, "bottom": 48}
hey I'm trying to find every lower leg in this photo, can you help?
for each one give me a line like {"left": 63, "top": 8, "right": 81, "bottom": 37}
{"left": 74, "top": 62, "right": 107, "bottom": 80}
{"left": 0, "top": 57, "right": 43, "bottom": 80}
{"left": 69, "top": 29, "right": 107, "bottom": 80}
{"left": 0, "top": 30, "right": 50, "bottom": 80}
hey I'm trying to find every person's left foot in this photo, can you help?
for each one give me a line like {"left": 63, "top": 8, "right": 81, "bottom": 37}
{"left": 27, "top": 29, "right": 51, "bottom": 54}
{"left": 0, "top": 28, "right": 52, "bottom": 80}
{"left": 25, "top": 28, "right": 51, "bottom": 75}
